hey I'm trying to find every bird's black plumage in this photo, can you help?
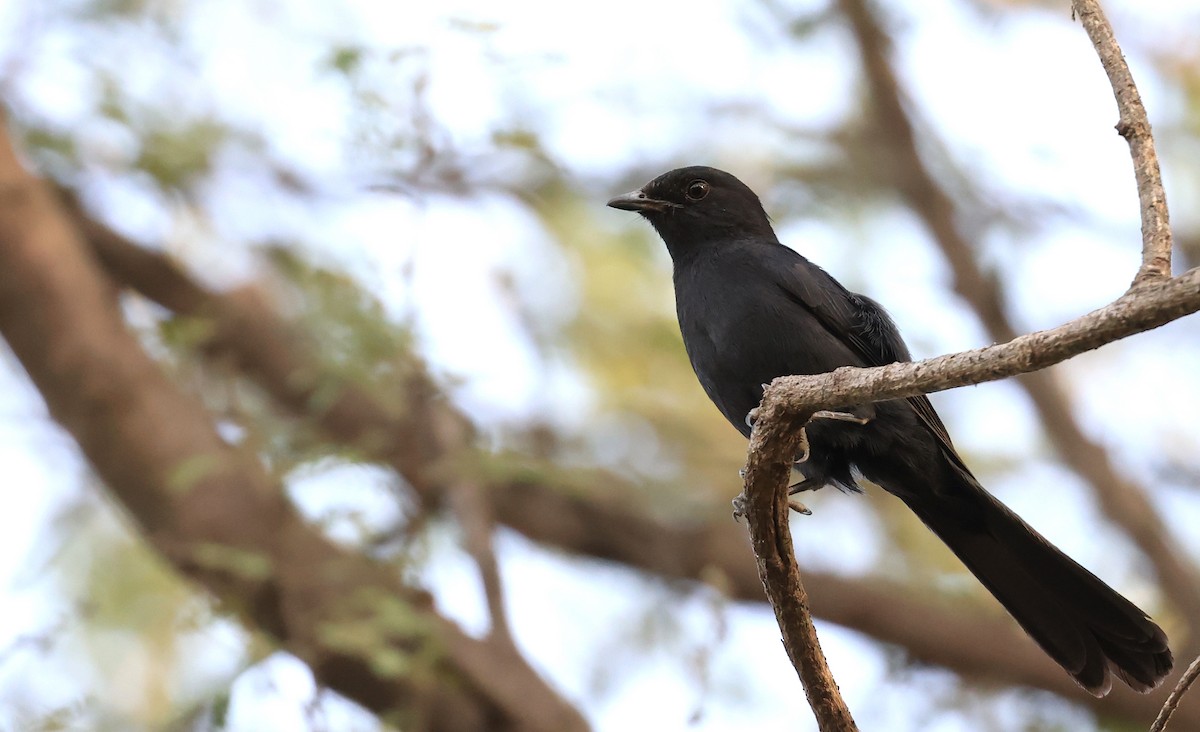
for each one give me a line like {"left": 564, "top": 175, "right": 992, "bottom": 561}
{"left": 608, "top": 165, "right": 1173, "bottom": 696}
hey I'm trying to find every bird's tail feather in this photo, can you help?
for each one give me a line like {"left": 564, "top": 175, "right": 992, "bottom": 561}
{"left": 900, "top": 478, "right": 1172, "bottom": 696}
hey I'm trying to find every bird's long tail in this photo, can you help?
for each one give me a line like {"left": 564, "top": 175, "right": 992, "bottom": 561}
{"left": 900, "top": 476, "right": 1173, "bottom": 696}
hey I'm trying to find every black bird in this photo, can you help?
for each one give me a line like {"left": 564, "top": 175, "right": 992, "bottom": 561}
{"left": 608, "top": 166, "right": 1172, "bottom": 696}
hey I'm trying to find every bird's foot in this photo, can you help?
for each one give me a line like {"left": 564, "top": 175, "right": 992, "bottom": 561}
{"left": 732, "top": 491, "right": 813, "bottom": 519}
{"left": 811, "top": 409, "right": 871, "bottom": 425}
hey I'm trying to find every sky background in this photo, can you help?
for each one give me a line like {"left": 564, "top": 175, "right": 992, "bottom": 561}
{"left": 1, "top": 0, "right": 1199, "bottom": 730}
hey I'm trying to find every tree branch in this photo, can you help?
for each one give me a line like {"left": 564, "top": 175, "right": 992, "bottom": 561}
{"left": 63, "top": 188, "right": 457, "bottom": 516}
{"left": 759, "top": 268, "right": 1197, "bottom": 423}
{"left": 736, "top": 4, "right": 1197, "bottom": 722}
{"left": 1071, "top": 0, "right": 1173, "bottom": 284}
{"left": 449, "top": 480, "right": 515, "bottom": 648}
{"left": 0, "top": 122, "right": 588, "bottom": 732}
{"left": 1152, "top": 652, "right": 1200, "bottom": 732}
{"left": 739, "top": 408, "right": 858, "bottom": 730}
{"left": 737, "top": 267, "right": 1197, "bottom": 725}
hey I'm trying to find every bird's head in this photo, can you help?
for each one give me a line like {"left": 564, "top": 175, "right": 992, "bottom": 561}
{"left": 607, "top": 166, "right": 776, "bottom": 259}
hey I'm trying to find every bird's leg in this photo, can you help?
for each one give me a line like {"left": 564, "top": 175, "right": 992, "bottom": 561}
{"left": 733, "top": 426, "right": 815, "bottom": 520}
{"left": 788, "top": 477, "right": 820, "bottom": 494}
{"left": 737, "top": 388, "right": 840, "bottom": 519}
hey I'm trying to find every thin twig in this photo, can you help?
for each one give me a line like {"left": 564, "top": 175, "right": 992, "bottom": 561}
{"left": 449, "top": 481, "right": 514, "bottom": 648}
{"left": 427, "top": 386, "right": 514, "bottom": 647}
{"left": 740, "top": 408, "right": 858, "bottom": 731}
{"left": 1150, "top": 652, "right": 1200, "bottom": 732}
{"left": 1071, "top": 0, "right": 1173, "bottom": 284}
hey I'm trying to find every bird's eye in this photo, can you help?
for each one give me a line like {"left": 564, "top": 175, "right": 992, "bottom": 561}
{"left": 685, "top": 180, "right": 709, "bottom": 201}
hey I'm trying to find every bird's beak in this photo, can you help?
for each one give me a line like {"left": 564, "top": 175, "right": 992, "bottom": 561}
{"left": 607, "top": 189, "right": 671, "bottom": 213}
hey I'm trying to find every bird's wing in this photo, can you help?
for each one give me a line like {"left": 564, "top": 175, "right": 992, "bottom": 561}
{"left": 776, "top": 256, "right": 974, "bottom": 477}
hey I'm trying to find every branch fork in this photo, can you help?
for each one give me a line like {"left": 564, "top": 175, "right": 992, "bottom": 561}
{"left": 740, "top": 3, "right": 1197, "bottom": 729}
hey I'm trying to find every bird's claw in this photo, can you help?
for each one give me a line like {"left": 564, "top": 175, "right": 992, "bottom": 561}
{"left": 789, "top": 499, "right": 813, "bottom": 516}
{"left": 732, "top": 492, "right": 749, "bottom": 521}
{"left": 811, "top": 409, "right": 871, "bottom": 425}
{"left": 794, "top": 427, "right": 811, "bottom": 464}
{"left": 791, "top": 412, "right": 863, "bottom": 469}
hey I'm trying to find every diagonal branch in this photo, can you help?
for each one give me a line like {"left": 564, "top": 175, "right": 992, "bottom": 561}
{"left": 836, "top": 0, "right": 1200, "bottom": 627}
{"left": 0, "top": 123, "right": 588, "bottom": 732}
{"left": 1152, "top": 652, "right": 1200, "bottom": 732}
{"left": 63, "top": 188, "right": 460, "bottom": 516}
{"left": 758, "top": 268, "right": 1199, "bottom": 421}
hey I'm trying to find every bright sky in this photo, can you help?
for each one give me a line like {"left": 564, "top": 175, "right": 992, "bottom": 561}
{"left": 1, "top": 0, "right": 1199, "bottom": 729}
